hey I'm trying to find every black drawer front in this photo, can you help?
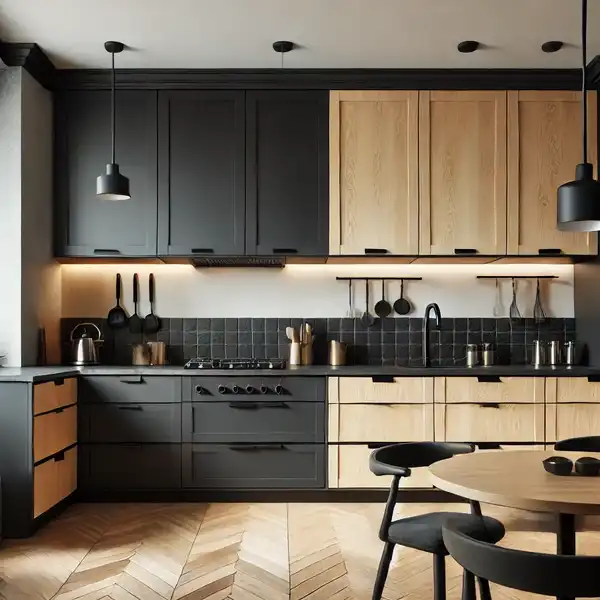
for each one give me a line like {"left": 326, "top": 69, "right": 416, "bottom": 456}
{"left": 80, "top": 376, "right": 182, "bottom": 404}
{"left": 184, "top": 376, "right": 325, "bottom": 402}
{"left": 79, "top": 444, "right": 181, "bottom": 490}
{"left": 182, "top": 401, "right": 323, "bottom": 443}
{"left": 182, "top": 443, "right": 324, "bottom": 489}
{"left": 80, "top": 403, "right": 181, "bottom": 443}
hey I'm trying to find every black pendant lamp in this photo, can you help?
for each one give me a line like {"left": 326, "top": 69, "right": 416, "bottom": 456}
{"left": 96, "top": 41, "right": 130, "bottom": 200}
{"left": 557, "top": 0, "right": 600, "bottom": 231}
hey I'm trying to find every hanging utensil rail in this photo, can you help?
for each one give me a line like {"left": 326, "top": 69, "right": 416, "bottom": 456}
{"left": 335, "top": 277, "right": 423, "bottom": 281}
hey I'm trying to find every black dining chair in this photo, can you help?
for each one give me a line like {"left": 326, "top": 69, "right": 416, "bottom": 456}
{"left": 555, "top": 435, "right": 600, "bottom": 452}
{"left": 443, "top": 521, "right": 600, "bottom": 599}
{"left": 369, "top": 442, "right": 505, "bottom": 600}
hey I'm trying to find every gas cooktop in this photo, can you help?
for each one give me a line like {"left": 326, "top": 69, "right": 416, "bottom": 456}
{"left": 183, "top": 358, "right": 287, "bottom": 370}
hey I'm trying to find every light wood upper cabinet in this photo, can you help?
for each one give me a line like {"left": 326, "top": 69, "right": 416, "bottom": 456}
{"left": 507, "top": 91, "right": 598, "bottom": 255}
{"left": 329, "top": 91, "right": 419, "bottom": 255}
{"left": 419, "top": 91, "right": 507, "bottom": 255}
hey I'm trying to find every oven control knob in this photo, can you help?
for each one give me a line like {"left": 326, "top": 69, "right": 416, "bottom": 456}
{"left": 274, "top": 384, "right": 284, "bottom": 396}
{"left": 259, "top": 385, "right": 269, "bottom": 395}
{"left": 231, "top": 385, "right": 242, "bottom": 395}
{"left": 195, "top": 385, "right": 207, "bottom": 395}
{"left": 217, "top": 385, "right": 228, "bottom": 395}
{"left": 245, "top": 385, "right": 255, "bottom": 395}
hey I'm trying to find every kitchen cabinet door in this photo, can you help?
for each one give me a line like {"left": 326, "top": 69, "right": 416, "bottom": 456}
{"left": 419, "top": 91, "right": 507, "bottom": 256}
{"left": 329, "top": 91, "right": 419, "bottom": 256}
{"left": 158, "top": 91, "right": 245, "bottom": 256}
{"left": 507, "top": 91, "right": 598, "bottom": 256}
{"left": 246, "top": 91, "right": 329, "bottom": 256}
{"left": 54, "top": 91, "right": 158, "bottom": 257}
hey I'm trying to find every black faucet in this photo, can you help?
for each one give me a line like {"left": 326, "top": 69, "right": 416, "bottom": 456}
{"left": 423, "top": 303, "right": 442, "bottom": 367}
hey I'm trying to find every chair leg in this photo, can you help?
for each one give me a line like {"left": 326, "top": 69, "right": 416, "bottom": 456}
{"left": 433, "top": 554, "right": 446, "bottom": 600}
{"left": 477, "top": 577, "right": 492, "bottom": 600}
{"left": 462, "top": 570, "right": 476, "bottom": 600}
{"left": 372, "top": 542, "right": 395, "bottom": 600}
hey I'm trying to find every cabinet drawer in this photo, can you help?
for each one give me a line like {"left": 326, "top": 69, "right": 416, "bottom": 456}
{"left": 330, "top": 403, "right": 434, "bottom": 443}
{"left": 440, "top": 377, "right": 543, "bottom": 404}
{"left": 435, "top": 404, "right": 544, "bottom": 443}
{"left": 547, "top": 377, "right": 600, "bottom": 403}
{"left": 183, "top": 443, "right": 324, "bottom": 488}
{"left": 79, "top": 444, "right": 181, "bottom": 490}
{"left": 33, "top": 378, "right": 77, "bottom": 415}
{"left": 330, "top": 376, "right": 433, "bottom": 404}
{"left": 80, "top": 376, "right": 181, "bottom": 404}
{"left": 34, "top": 405, "right": 77, "bottom": 463}
{"left": 328, "top": 444, "right": 432, "bottom": 489}
{"left": 183, "top": 401, "right": 323, "bottom": 443}
{"left": 34, "top": 446, "right": 77, "bottom": 518}
{"left": 185, "top": 377, "right": 325, "bottom": 402}
{"left": 546, "top": 404, "right": 600, "bottom": 443}
{"left": 80, "top": 403, "right": 181, "bottom": 443}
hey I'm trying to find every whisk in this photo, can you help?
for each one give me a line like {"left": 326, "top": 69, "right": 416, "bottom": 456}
{"left": 509, "top": 278, "right": 522, "bottom": 322}
{"left": 533, "top": 278, "right": 547, "bottom": 324}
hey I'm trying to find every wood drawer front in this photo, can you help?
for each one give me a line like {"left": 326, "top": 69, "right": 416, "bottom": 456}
{"left": 330, "top": 404, "right": 434, "bottom": 443}
{"left": 441, "top": 377, "right": 543, "bottom": 404}
{"left": 80, "top": 376, "right": 181, "bottom": 404}
{"left": 33, "top": 378, "right": 77, "bottom": 415}
{"left": 546, "top": 404, "right": 600, "bottom": 443}
{"left": 547, "top": 378, "right": 600, "bottom": 403}
{"left": 34, "top": 446, "right": 77, "bottom": 518}
{"left": 332, "top": 377, "right": 433, "bottom": 404}
{"left": 435, "top": 404, "right": 544, "bottom": 443}
{"left": 34, "top": 405, "right": 77, "bottom": 463}
{"left": 328, "top": 444, "right": 432, "bottom": 489}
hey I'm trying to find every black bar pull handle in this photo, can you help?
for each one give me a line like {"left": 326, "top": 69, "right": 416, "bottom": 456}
{"left": 54, "top": 378, "right": 65, "bottom": 386}
{"left": 272, "top": 248, "right": 298, "bottom": 254}
{"left": 372, "top": 376, "right": 395, "bottom": 383}
{"left": 538, "top": 248, "right": 563, "bottom": 255}
{"left": 191, "top": 248, "right": 214, "bottom": 254}
{"left": 367, "top": 443, "right": 392, "bottom": 449}
{"left": 94, "top": 248, "right": 121, "bottom": 254}
{"left": 229, "top": 401, "right": 258, "bottom": 409}
{"left": 229, "top": 444, "right": 286, "bottom": 451}
{"left": 364, "top": 248, "right": 389, "bottom": 255}
{"left": 477, "top": 376, "right": 502, "bottom": 383}
{"left": 479, "top": 403, "right": 501, "bottom": 409}
{"left": 454, "top": 248, "right": 478, "bottom": 255}
{"left": 54, "top": 451, "right": 65, "bottom": 462}
{"left": 120, "top": 376, "right": 144, "bottom": 384}
{"left": 261, "top": 401, "right": 289, "bottom": 409}
{"left": 118, "top": 405, "right": 144, "bottom": 411}
{"left": 588, "top": 375, "right": 600, "bottom": 383}
{"left": 476, "top": 443, "right": 502, "bottom": 450}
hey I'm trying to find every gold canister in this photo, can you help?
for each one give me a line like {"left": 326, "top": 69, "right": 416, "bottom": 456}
{"left": 329, "top": 341, "right": 347, "bottom": 366}
{"left": 132, "top": 343, "right": 150, "bottom": 366}
{"left": 147, "top": 342, "right": 166, "bottom": 366}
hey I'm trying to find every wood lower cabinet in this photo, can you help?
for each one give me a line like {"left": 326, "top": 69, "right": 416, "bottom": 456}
{"left": 439, "top": 376, "right": 544, "bottom": 404}
{"left": 34, "top": 404, "right": 77, "bottom": 463}
{"left": 546, "top": 377, "right": 600, "bottom": 403}
{"left": 507, "top": 91, "right": 598, "bottom": 256}
{"left": 546, "top": 403, "right": 600, "bottom": 443}
{"left": 34, "top": 447, "right": 77, "bottom": 518}
{"left": 419, "top": 91, "right": 507, "bottom": 256}
{"left": 329, "top": 91, "right": 419, "bottom": 255}
{"left": 33, "top": 378, "right": 77, "bottom": 415}
{"left": 330, "top": 376, "right": 434, "bottom": 404}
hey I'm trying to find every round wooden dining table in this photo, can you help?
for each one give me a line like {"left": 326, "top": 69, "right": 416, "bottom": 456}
{"left": 430, "top": 450, "right": 600, "bottom": 600}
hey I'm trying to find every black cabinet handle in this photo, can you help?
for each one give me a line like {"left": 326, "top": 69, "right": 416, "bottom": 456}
{"left": 54, "top": 451, "right": 65, "bottom": 462}
{"left": 191, "top": 248, "right": 214, "bottom": 254}
{"left": 54, "top": 378, "right": 65, "bottom": 386}
{"left": 229, "top": 401, "right": 258, "bottom": 409}
{"left": 94, "top": 248, "right": 121, "bottom": 254}
{"left": 229, "top": 444, "right": 286, "bottom": 451}
{"left": 367, "top": 443, "right": 391, "bottom": 449}
{"left": 454, "top": 248, "right": 478, "bottom": 255}
{"left": 538, "top": 248, "right": 563, "bottom": 255}
{"left": 117, "top": 443, "right": 143, "bottom": 449}
{"left": 120, "top": 376, "right": 144, "bottom": 384}
{"left": 479, "top": 403, "right": 501, "bottom": 409}
{"left": 372, "top": 376, "right": 394, "bottom": 383}
{"left": 477, "top": 376, "right": 502, "bottom": 383}
{"left": 261, "top": 401, "right": 289, "bottom": 408}
{"left": 476, "top": 443, "right": 502, "bottom": 450}
{"left": 364, "top": 248, "right": 389, "bottom": 255}
{"left": 272, "top": 248, "right": 298, "bottom": 254}
{"left": 118, "top": 405, "right": 143, "bottom": 411}
{"left": 55, "top": 407, "right": 64, "bottom": 414}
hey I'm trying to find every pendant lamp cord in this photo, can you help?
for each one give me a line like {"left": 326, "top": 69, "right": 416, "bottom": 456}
{"left": 582, "top": 0, "right": 588, "bottom": 164}
{"left": 111, "top": 50, "right": 116, "bottom": 164}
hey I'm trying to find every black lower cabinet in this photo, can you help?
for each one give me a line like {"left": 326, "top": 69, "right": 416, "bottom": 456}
{"left": 182, "top": 443, "right": 325, "bottom": 489}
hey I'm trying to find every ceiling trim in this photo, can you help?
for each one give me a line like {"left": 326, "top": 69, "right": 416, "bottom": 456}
{"left": 0, "top": 40, "right": 56, "bottom": 89}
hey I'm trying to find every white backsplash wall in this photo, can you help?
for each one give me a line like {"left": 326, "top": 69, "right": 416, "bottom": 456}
{"left": 62, "top": 263, "right": 574, "bottom": 319}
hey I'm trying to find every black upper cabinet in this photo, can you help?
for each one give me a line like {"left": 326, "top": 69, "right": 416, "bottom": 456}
{"left": 246, "top": 91, "right": 329, "bottom": 256}
{"left": 158, "top": 91, "right": 246, "bottom": 256}
{"left": 54, "top": 91, "right": 158, "bottom": 257}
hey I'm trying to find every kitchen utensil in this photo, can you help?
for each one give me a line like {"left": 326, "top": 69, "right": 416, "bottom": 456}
{"left": 466, "top": 344, "right": 479, "bottom": 367}
{"left": 393, "top": 280, "right": 411, "bottom": 316}
{"left": 361, "top": 280, "right": 376, "bottom": 327}
{"left": 107, "top": 273, "right": 128, "bottom": 329}
{"left": 301, "top": 323, "right": 314, "bottom": 365}
{"left": 286, "top": 327, "right": 298, "bottom": 342}
{"left": 37, "top": 327, "right": 47, "bottom": 366}
{"left": 481, "top": 343, "right": 495, "bottom": 367}
{"left": 346, "top": 280, "right": 354, "bottom": 318}
{"left": 509, "top": 278, "right": 522, "bottom": 322}
{"left": 329, "top": 341, "right": 347, "bottom": 366}
{"left": 129, "top": 273, "right": 143, "bottom": 334}
{"left": 564, "top": 341, "right": 584, "bottom": 366}
{"left": 143, "top": 273, "right": 161, "bottom": 334}
{"left": 492, "top": 278, "right": 503, "bottom": 318}
{"left": 147, "top": 341, "right": 166, "bottom": 366}
{"left": 532, "top": 340, "right": 546, "bottom": 367}
{"left": 533, "top": 279, "right": 547, "bottom": 324}
{"left": 549, "top": 340, "right": 562, "bottom": 366}
{"left": 374, "top": 280, "right": 392, "bottom": 318}
{"left": 70, "top": 322, "right": 103, "bottom": 365}
{"left": 289, "top": 342, "right": 302, "bottom": 366}
{"left": 132, "top": 343, "right": 150, "bottom": 366}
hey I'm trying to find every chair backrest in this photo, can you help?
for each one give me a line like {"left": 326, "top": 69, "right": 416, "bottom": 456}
{"left": 443, "top": 523, "right": 600, "bottom": 598}
{"left": 555, "top": 435, "right": 600, "bottom": 452}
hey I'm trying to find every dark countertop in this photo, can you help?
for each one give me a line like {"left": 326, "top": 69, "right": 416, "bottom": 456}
{"left": 1, "top": 364, "right": 599, "bottom": 382}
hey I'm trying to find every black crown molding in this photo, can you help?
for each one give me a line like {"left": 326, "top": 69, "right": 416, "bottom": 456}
{"left": 0, "top": 40, "right": 56, "bottom": 89}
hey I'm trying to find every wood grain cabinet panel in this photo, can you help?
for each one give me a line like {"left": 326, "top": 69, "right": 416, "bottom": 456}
{"left": 546, "top": 377, "right": 600, "bottom": 403}
{"left": 33, "top": 378, "right": 77, "bottom": 416}
{"left": 546, "top": 403, "right": 600, "bottom": 444}
{"left": 419, "top": 91, "right": 507, "bottom": 256}
{"left": 439, "top": 377, "right": 544, "bottom": 404}
{"left": 33, "top": 446, "right": 77, "bottom": 518}
{"left": 33, "top": 405, "right": 77, "bottom": 463}
{"left": 331, "top": 376, "right": 434, "bottom": 404}
{"left": 330, "top": 91, "right": 419, "bottom": 255}
{"left": 507, "top": 91, "right": 598, "bottom": 255}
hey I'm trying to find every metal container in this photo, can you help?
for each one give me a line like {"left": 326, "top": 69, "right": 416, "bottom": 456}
{"left": 564, "top": 341, "right": 583, "bottom": 366}
{"left": 481, "top": 343, "right": 495, "bottom": 367}
{"left": 132, "top": 343, "right": 150, "bottom": 366}
{"left": 532, "top": 340, "right": 546, "bottom": 367}
{"left": 548, "top": 340, "right": 562, "bottom": 366}
{"left": 70, "top": 322, "right": 102, "bottom": 365}
{"left": 466, "top": 344, "right": 479, "bottom": 367}
{"left": 289, "top": 342, "right": 302, "bottom": 366}
{"left": 147, "top": 342, "right": 166, "bottom": 366}
{"left": 329, "top": 341, "right": 347, "bottom": 366}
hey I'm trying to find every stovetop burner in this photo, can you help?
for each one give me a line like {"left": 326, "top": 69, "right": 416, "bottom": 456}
{"left": 183, "top": 358, "right": 287, "bottom": 370}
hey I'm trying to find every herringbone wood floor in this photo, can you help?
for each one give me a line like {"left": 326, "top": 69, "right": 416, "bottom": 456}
{"left": 1, "top": 502, "right": 600, "bottom": 600}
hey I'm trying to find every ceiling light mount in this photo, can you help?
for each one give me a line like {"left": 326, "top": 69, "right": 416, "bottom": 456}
{"left": 104, "top": 41, "right": 125, "bottom": 54}
{"left": 457, "top": 41, "right": 480, "bottom": 53}
{"left": 542, "top": 41, "right": 564, "bottom": 53}
{"left": 272, "top": 41, "right": 294, "bottom": 54}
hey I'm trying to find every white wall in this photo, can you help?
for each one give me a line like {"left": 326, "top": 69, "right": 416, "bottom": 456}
{"left": 62, "top": 262, "right": 574, "bottom": 319}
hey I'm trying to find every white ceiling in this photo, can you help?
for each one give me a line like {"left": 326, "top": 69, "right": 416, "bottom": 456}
{"left": 0, "top": 0, "right": 599, "bottom": 70}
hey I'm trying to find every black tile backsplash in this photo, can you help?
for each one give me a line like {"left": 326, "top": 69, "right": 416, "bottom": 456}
{"left": 61, "top": 317, "right": 576, "bottom": 367}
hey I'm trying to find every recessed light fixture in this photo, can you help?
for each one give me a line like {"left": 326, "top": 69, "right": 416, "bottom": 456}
{"left": 542, "top": 41, "right": 564, "bottom": 53}
{"left": 457, "top": 41, "right": 480, "bottom": 53}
